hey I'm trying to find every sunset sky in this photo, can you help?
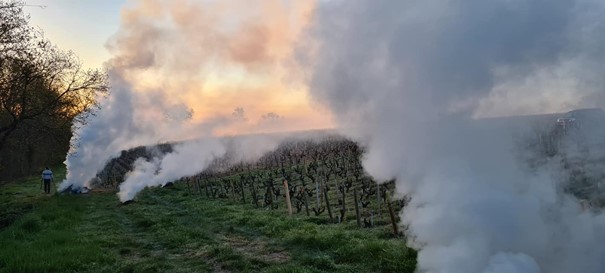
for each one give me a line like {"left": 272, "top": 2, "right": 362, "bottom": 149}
{"left": 25, "top": 0, "right": 123, "bottom": 69}
{"left": 24, "top": 0, "right": 334, "bottom": 135}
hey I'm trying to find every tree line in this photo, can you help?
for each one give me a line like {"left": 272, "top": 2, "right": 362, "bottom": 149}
{"left": 0, "top": 0, "right": 107, "bottom": 181}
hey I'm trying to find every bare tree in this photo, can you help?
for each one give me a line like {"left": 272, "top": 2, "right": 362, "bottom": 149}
{"left": 0, "top": 0, "right": 107, "bottom": 177}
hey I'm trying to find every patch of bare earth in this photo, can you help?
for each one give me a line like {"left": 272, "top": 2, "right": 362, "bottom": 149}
{"left": 183, "top": 235, "right": 289, "bottom": 272}
{"left": 222, "top": 235, "right": 290, "bottom": 264}
{"left": 182, "top": 246, "right": 232, "bottom": 273}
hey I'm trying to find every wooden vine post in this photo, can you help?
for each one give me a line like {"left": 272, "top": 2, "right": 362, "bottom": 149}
{"left": 185, "top": 178, "right": 192, "bottom": 194}
{"left": 323, "top": 186, "right": 334, "bottom": 222}
{"left": 386, "top": 190, "right": 399, "bottom": 237}
{"left": 237, "top": 179, "right": 244, "bottom": 203}
{"left": 315, "top": 179, "right": 321, "bottom": 208}
{"left": 204, "top": 178, "right": 210, "bottom": 198}
{"left": 196, "top": 177, "right": 202, "bottom": 196}
{"left": 229, "top": 180, "right": 235, "bottom": 199}
{"left": 210, "top": 181, "right": 216, "bottom": 199}
{"left": 377, "top": 184, "right": 382, "bottom": 218}
{"left": 303, "top": 189, "right": 310, "bottom": 216}
{"left": 354, "top": 188, "right": 361, "bottom": 227}
{"left": 340, "top": 184, "right": 346, "bottom": 223}
{"left": 251, "top": 182, "right": 259, "bottom": 208}
{"left": 267, "top": 183, "right": 274, "bottom": 210}
{"left": 284, "top": 180, "right": 293, "bottom": 216}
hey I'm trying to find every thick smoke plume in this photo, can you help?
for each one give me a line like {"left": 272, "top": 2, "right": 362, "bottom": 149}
{"left": 307, "top": 0, "right": 605, "bottom": 272}
{"left": 118, "top": 138, "right": 225, "bottom": 202}
{"left": 117, "top": 131, "right": 304, "bottom": 202}
{"left": 60, "top": 0, "right": 320, "bottom": 200}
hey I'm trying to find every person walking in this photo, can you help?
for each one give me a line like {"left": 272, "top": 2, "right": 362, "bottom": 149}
{"left": 41, "top": 167, "right": 53, "bottom": 194}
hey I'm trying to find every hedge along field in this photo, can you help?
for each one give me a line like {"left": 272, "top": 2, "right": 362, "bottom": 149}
{"left": 0, "top": 155, "right": 417, "bottom": 273}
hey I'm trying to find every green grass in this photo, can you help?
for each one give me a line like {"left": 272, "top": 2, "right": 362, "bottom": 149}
{"left": 0, "top": 167, "right": 416, "bottom": 273}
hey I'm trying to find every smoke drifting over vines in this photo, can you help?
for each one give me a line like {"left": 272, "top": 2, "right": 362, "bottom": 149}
{"left": 307, "top": 0, "right": 605, "bottom": 272}
{"left": 59, "top": 0, "right": 605, "bottom": 271}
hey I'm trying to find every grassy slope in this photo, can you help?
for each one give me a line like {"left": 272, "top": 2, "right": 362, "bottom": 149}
{"left": 0, "top": 168, "right": 416, "bottom": 273}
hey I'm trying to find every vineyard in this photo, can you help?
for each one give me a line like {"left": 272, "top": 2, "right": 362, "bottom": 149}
{"left": 0, "top": 133, "right": 420, "bottom": 273}
{"left": 521, "top": 114, "right": 605, "bottom": 209}
{"left": 97, "top": 134, "right": 407, "bottom": 235}
{"left": 92, "top": 115, "right": 605, "bottom": 239}
{"left": 4, "top": 120, "right": 605, "bottom": 272}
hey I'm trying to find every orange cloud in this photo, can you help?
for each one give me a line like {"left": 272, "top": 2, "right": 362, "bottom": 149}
{"left": 107, "top": 0, "right": 332, "bottom": 137}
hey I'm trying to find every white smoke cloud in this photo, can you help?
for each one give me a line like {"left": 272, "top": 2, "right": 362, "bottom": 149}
{"left": 59, "top": 0, "right": 605, "bottom": 270}
{"left": 306, "top": 0, "right": 605, "bottom": 272}
{"left": 60, "top": 0, "right": 319, "bottom": 198}
{"left": 118, "top": 138, "right": 226, "bottom": 202}
{"left": 483, "top": 253, "right": 540, "bottom": 273}
{"left": 59, "top": 68, "right": 229, "bottom": 192}
{"left": 117, "top": 130, "right": 323, "bottom": 202}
